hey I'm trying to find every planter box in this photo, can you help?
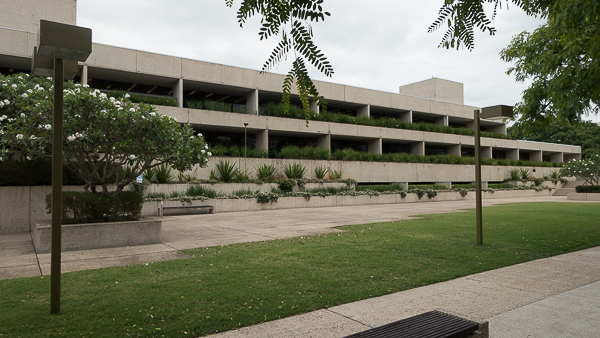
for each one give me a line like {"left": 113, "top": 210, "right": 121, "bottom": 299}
{"left": 567, "top": 192, "right": 600, "bottom": 201}
{"left": 33, "top": 219, "right": 161, "bottom": 253}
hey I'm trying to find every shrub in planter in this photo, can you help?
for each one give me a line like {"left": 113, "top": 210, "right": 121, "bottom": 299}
{"left": 576, "top": 186, "right": 600, "bottom": 193}
{"left": 278, "top": 178, "right": 296, "bottom": 192}
{"left": 46, "top": 191, "right": 143, "bottom": 224}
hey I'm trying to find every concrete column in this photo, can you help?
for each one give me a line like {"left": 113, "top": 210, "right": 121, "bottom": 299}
{"left": 368, "top": 137, "right": 382, "bottom": 155}
{"left": 551, "top": 152, "right": 563, "bottom": 163}
{"left": 487, "top": 123, "right": 507, "bottom": 135}
{"left": 529, "top": 150, "right": 543, "bottom": 162}
{"left": 399, "top": 110, "right": 412, "bottom": 123}
{"left": 466, "top": 121, "right": 475, "bottom": 131}
{"left": 246, "top": 89, "right": 259, "bottom": 115}
{"left": 393, "top": 182, "right": 409, "bottom": 191}
{"left": 80, "top": 64, "right": 88, "bottom": 85}
{"left": 255, "top": 129, "right": 268, "bottom": 155}
{"left": 317, "top": 134, "right": 331, "bottom": 153}
{"left": 357, "top": 105, "right": 370, "bottom": 118}
{"left": 447, "top": 144, "right": 461, "bottom": 156}
{"left": 506, "top": 149, "right": 519, "bottom": 160}
{"left": 173, "top": 78, "right": 183, "bottom": 108}
{"left": 435, "top": 115, "right": 449, "bottom": 127}
{"left": 411, "top": 141, "right": 425, "bottom": 156}
{"left": 310, "top": 100, "right": 320, "bottom": 115}
{"left": 436, "top": 182, "right": 452, "bottom": 189}
{"left": 481, "top": 146, "right": 492, "bottom": 159}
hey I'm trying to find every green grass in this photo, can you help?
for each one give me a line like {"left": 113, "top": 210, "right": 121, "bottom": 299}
{"left": 2, "top": 202, "right": 600, "bottom": 337}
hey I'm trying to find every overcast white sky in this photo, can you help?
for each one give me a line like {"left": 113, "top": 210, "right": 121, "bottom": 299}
{"left": 76, "top": 1, "right": 598, "bottom": 122}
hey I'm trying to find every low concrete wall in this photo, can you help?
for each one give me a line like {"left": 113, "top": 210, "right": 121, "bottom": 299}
{"left": 144, "top": 182, "right": 350, "bottom": 196}
{"left": 567, "top": 192, "right": 600, "bottom": 201}
{"left": 33, "top": 219, "right": 161, "bottom": 253}
{"left": 141, "top": 189, "right": 555, "bottom": 216}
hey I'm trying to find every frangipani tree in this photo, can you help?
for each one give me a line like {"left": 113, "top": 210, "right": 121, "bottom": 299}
{"left": 0, "top": 73, "right": 210, "bottom": 194}
{"left": 560, "top": 155, "right": 600, "bottom": 187}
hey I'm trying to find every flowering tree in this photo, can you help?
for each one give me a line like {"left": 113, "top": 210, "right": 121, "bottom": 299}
{"left": 0, "top": 73, "right": 211, "bottom": 194}
{"left": 559, "top": 154, "right": 600, "bottom": 186}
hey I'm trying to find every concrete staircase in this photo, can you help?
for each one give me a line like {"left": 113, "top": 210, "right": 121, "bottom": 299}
{"left": 553, "top": 178, "right": 585, "bottom": 196}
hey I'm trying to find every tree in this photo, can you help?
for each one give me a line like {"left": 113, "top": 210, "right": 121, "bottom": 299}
{"left": 226, "top": 0, "right": 333, "bottom": 117}
{"left": 499, "top": 0, "right": 599, "bottom": 124}
{"left": 0, "top": 73, "right": 210, "bottom": 194}
{"left": 508, "top": 120, "right": 600, "bottom": 158}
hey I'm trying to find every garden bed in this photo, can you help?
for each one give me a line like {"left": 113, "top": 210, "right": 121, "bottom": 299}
{"left": 33, "top": 218, "right": 161, "bottom": 253}
{"left": 140, "top": 188, "right": 555, "bottom": 216}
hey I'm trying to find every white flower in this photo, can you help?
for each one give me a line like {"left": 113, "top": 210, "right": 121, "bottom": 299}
{"left": 204, "top": 145, "right": 208, "bottom": 149}
{"left": 26, "top": 156, "right": 31, "bottom": 160}
{"left": 44, "top": 124, "right": 51, "bottom": 130}
{"left": 149, "top": 112, "right": 156, "bottom": 116}
{"left": 83, "top": 84, "right": 89, "bottom": 88}
{"left": 99, "top": 93, "right": 107, "bottom": 99}
{"left": 201, "top": 149, "right": 205, "bottom": 154}
{"left": 0, "top": 115, "right": 5, "bottom": 121}
{"left": 190, "top": 135, "right": 195, "bottom": 139}
{"left": 129, "top": 154, "right": 136, "bottom": 160}
{"left": 30, "top": 135, "right": 37, "bottom": 140}
{"left": 3, "top": 100, "right": 8, "bottom": 105}
{"left": 11, "top": 84, "right": 17, "bottom": 88}
{"left": 0, "top": 102, "right": 4, "bottom": 108}
{"left": 0, "top": 130, "right": 3, "bottom": 135}
{"left": 207, "top": 152, "right": 212, "bottom": 156}
{"left": 109, "top": 97, "right": 116, "bottom": 102}
{"left": 129, "top": 108, "right": 136, "bottom": 112}
{"left": 16, "top": 134, "right": 23, "bottom": 140}
{"left": 124, "top": 93, "right": 130, "bottom": 98}
{"left": 20, "top": 113, "right": 25, "bottom": 118}
{"left": 47, "top": 77, "right": 52, "bottom": 80}
{"left": 197, "top": 133, "right": 202, "bottom": 137}
{"left": 21, "top": 93, "right": 28, "bottom": 98}
{"left": 67, "top": 135, "right": 76, "bottom": 141}
{"left": 27, "top": 89, "right": 33, "bottom": 93}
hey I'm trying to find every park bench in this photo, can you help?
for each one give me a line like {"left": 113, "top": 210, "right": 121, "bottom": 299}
{"left": 343, "top": 311, "right": 488, "bottom": 338}
{"left": 157, "top": 201, "right": 215, "bottom": 217}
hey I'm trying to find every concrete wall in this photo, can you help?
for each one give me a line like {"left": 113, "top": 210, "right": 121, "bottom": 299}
{"left": 399, "top": 78, "right": 464, "bottom": 105}
{"left": 0, "top": 0, "right": 76, "bottom": 32}
{"left": 33, "top": 219, "right": 161, "bottom": 253}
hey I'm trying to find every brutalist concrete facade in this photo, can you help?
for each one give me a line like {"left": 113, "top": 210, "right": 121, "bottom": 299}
{"left": 0, "top": 0, "right": 582, "bottom": 182}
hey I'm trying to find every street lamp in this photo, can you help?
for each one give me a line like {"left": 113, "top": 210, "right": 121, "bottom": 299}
{"left": 244, "top": 123, "right": 249, "bottom": 175}
{"left": 474, "top": 105, "right": 513, "bottom": 246}
{"left": 31, "top": 19, "right": 92, "bottom": 315}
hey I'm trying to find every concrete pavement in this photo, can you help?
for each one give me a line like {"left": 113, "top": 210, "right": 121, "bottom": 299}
{"left": 1, "top": 195, "right": 599, "bottom": 337}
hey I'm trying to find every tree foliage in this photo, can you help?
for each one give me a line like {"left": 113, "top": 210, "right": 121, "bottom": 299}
{"left": 226, "top": 0, "right": 332, "bottom": 118}
{"left": 560, "top": 155, "right": 600, "bottom": 186}
{"left": 0, "top": 74, "right": 210, "bottom": 194}
{"left": 508, "top": 120, "right": 600, "bottom": 159}
{"left": 500, "top": 0, "right": 599, "bottom": 124}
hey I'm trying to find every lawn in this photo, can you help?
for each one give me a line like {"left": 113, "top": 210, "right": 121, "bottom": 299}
{"left": 1, "top": 202, "right": 599, "bottom": 337}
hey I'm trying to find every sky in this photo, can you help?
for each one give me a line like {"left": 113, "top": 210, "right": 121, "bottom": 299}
{"left": 75, "top": 0, "right": 599, "bottom": 123}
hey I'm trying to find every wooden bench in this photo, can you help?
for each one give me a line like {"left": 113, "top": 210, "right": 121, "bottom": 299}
{"left": 343, "top": 311, "right": 488, "bottom": 338}
{"left": 157, "top": 201, "right": 215, "bottom": 217}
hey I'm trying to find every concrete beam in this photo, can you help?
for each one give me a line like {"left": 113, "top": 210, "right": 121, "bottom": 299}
{"left": 487, "top": 123, "right": 507, "bottom": 135}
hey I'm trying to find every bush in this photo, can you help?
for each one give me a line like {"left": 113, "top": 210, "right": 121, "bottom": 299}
{"left": 278, "top": 178, "right": 296, "bottom": 192}
{"left": 0, "top": 159, "right": 85, "bottom": 186}
{"left": 46, "top": 191, "right": 143, "bottom": 224}
{"left": 283, "top": 163, "right": 307, "bottom": 179}
{"left": 186, "top": 185, "right": 218, "bottom": 199}
{"left": 256, "top": 164, "right": 277, "bottom": 182}
{"left": 576, "top": 185, "right": 600, "bottom": 193}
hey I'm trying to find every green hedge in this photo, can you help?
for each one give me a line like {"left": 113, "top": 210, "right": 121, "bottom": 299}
{"left": 576, "top": 185, "right": 600, "bottom": 193}
{"left": 46, "top": 191, "right": 143, "bottom": 224}
{"left": 0, "top": 159, "right": 85, "bottom": 186}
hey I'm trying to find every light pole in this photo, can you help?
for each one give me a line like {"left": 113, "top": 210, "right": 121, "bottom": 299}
{"left": 31, "top": 19, "right": 92, "bottom": 314}
{"left": 474, "top": 105, "right": 513, "bottom": 246}
{"left": 244, "top": 123, "right": 249, "bottom": 175}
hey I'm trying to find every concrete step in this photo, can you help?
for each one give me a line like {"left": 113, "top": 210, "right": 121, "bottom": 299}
{"left": 562, "top": 180, "right": 583, "bottom": 188}
{"left": 553, "top": 188, "right": 577, "bottom": 196}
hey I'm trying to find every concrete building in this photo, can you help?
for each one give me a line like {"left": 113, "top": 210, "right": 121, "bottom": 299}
{"left": 0, "top": 0, "right": 581, "bottom": 186}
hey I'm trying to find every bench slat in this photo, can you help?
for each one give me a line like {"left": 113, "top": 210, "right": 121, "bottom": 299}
{"left": 344, "top": 311, "right": 480, "bottom": 338}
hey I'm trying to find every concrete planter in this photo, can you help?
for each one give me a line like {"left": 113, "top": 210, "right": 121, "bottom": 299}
{"left": 144, "top": 182, "right": 351, "bottom": 196}
{"left": 567, "top": 192, "right": 600, "bottom": 201}
{"left": 33, "top": 219, "right": 161, "bottom": 253}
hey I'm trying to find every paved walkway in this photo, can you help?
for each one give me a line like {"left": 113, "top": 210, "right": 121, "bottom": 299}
{"left": 1, "top": 196, "right": 599, "bottom": 337}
